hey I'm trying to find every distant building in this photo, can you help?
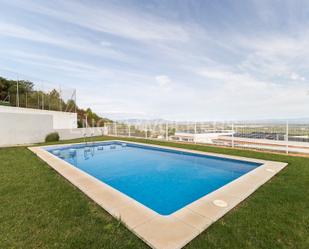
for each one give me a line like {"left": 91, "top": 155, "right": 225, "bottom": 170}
{"left": 170, "top": 130, "right": 235, "bottom": 143}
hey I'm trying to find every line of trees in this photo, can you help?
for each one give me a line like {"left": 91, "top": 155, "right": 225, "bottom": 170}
{"left": 77, "top": 108, "right": 112, "bottom": 128}
{"left": 0, "top": 76, "right": 112, "bottom": 127}
{"left": 0, "top": 76, "right": 70, "bottom": 111}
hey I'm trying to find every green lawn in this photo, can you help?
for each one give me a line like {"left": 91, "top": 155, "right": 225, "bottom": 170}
{"left": 1, "top": 136, "right": 309, "bottom": 249}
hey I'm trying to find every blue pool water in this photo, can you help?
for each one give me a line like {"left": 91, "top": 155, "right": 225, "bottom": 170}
{"left": 47, "top": 141, "right": 261, "bottom": 215}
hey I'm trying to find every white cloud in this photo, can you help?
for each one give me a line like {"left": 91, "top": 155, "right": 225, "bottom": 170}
{"left": 1, "top": 0, "right": 309, "bottom": 121}
{"left": 100, "top": 41, "right": 112, "bottom": 47}
{"left": 2, "top": 0, "right": 190, "bottom": 42}
{"left": 0, "top": 22, "right": 126, "bottom": 60}
{"left": 198, "top": 67, "right": 248, "bottom": 82}
{"left": 290, "top": 72, "right": 305, "bottom": 81}
{"left": 236, "top": 33, "right": 309, "bottom": 81}
{"left": 0, "top": 49, "right": 111, "bottom": 75}
{"left": 195, "top": 66, "right": 309, "bottom": 120}
{"left": 155, "top": 75, "right": 171, "bottom": 87}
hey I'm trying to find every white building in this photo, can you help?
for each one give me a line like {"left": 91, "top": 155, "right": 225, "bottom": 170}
{"left": 171, "top": 130, "right": 235, "bottom": 143}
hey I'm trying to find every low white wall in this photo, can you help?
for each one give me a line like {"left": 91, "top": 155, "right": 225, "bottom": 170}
{"left": 0, "top": 106, "right": 78, "bottom": 146}
{"left": 0, "top": 106, "right": 77, "bottom": 129}
{"left": 0, "top": 112, "right": 53, "bottom": 146}
{"left": 55, "top": 127, "right": 108, "bottom": 140}
{"left": 173, "top": 132, "right": 235, "bottom": 143}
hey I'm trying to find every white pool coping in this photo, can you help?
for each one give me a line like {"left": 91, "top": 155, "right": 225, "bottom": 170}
{"left": 29, "top": 140, "right": 287, "bottom": 249}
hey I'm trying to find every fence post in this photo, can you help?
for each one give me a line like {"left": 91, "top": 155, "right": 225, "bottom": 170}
{"left": 114, "top": 122, "right": 117, "bottom": 136}
{"left": 232, "top": 122, "right": 234, "bottom": 148}
{"left": 41, "top": 83, "right": 44, "bottom": 110}
{"left": 103, "top": 123, "right": 106, "bottom": 136}
{"left": 83, "top": 119, "right": 86, "bottom": 144}
{"left": 59, "top": 86, "right": 62, "bottom": 111}
{"left": 25, "top": 91, "right": 28, "bottom": 108}
{"left": 194, "top": 122, "right": 197, "bottom": 144}
{"left": 166, "top": 123, "right": 169, "bottom": 141}
{"left": 16, "top": 78, "right": 20, "bottom": 107}
{"left": 91, "top": 119, "right": 94, "bottom": 140}
{"left": 286, "top": 121, "right": 289, "bottom": 154}
{"left": 74, "top": 89, "right": 77, "bottom": 113}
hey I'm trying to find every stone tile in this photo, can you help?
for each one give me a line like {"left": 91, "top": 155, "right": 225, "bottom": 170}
{"left": 134, "top": 216, "right": 199, "bottom": 249}
{"left": 71, "top": 176, "right": 108, "bottom": 195}
{"left": 218, "top": 180, "right": 256, "bottom": 200}
{"left": 172, "top": 208, "right": 212, "bottom": 232}
{"left": 188, "top": 195, "right": 238, "bottom": 221}
{"left": 241, "top": 169, "right": 274, "bottom": 186}
{"left": 50, "top": 160, "right": 72, "bottom": 172}
{"left": 86, "top": 187, "right": 131, "bottom": 216}
{"left": 58, "top": 166, "right": 85, "bottom": 180}
{"left": 264, "top": 162, "right": 287, "bottom": 172}
{"left": 117, "top": 201, "right": 157, "bottom": 229}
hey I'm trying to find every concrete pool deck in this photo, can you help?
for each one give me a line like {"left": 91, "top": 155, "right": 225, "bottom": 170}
{"left": 29, "top": 140, "right": 287, "bottom": 249}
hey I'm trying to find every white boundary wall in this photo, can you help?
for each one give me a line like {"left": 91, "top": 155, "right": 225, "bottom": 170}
{"left": 55, "top": 127, "right": 107, "bottom": 140}
{"left": 0, "top": 106, "right": 77, "bottom": 129}
{"left": 0, "top": 112, "right": 53, "bottom": 146}
{"left": 0, "top": 106, "right": 78, "bottom": 146}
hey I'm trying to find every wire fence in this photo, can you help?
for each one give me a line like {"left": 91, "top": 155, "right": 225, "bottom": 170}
{"left": 0, "top": 69, "right": 76, "bottom": 112}
{"left": 100, "top": 120, "right": 309, "bottom": 155}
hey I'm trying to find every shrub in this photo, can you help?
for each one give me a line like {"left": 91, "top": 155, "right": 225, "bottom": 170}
{"left": 45, "top": 132, "right": 60, "bottom": 142}
{"left": 0, "top": 101, "right": 11, "bottom": 106}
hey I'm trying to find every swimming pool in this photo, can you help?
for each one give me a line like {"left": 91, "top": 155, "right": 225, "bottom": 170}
{"left": 47, "top": 141, "right": 261, "bottom": 215}
{"left": 31, "top": 140, "right": 287, "bottom": 249}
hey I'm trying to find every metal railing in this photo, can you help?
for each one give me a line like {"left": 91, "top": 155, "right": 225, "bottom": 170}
{"left": 100, "top": 120, "right": 309, "bottom": 155}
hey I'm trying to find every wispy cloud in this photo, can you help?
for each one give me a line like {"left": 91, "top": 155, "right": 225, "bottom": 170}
{"left": 0, "top": 21, "right": 127, "bottom": 60}
{"left": 155, "top": 75, "right": 171, "bottom": 86}
{"left": 1, "top": 0, "right": 190, "bottom": 42}
{"left": 1, "top": 0, "right": 309, "bottom": 120}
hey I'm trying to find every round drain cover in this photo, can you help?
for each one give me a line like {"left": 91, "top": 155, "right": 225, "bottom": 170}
{"left": 213, "top": 200, "right": 228, "bottom": 208}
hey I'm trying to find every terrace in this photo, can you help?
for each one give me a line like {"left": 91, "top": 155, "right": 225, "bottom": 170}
{"left": 1, "top": 2, "right": 309, "bottom": 248}
{"left": 1, "top": 135, "right": 308, "bottom": 249}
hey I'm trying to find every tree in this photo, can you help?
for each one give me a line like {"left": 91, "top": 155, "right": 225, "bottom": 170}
{"left": 0, "top": 74, "right": 112, "bottom": 125}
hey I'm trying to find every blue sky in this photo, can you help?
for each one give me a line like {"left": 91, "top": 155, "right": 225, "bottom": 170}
{"left": 0, "top": 0, "right": 309, "bottom": 121}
